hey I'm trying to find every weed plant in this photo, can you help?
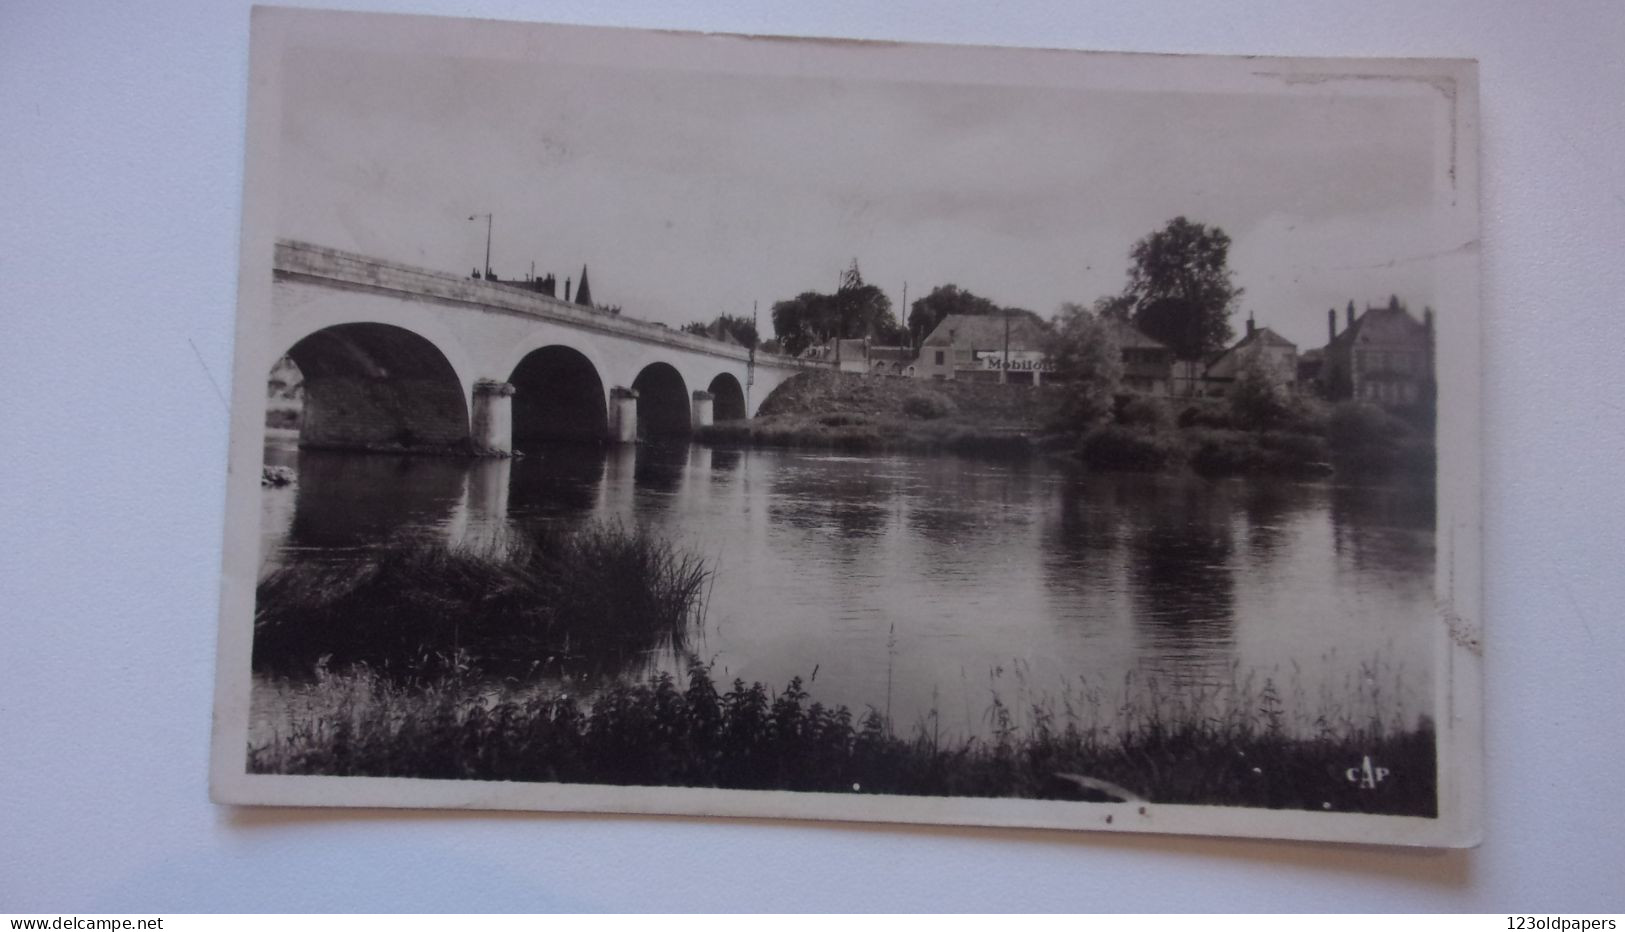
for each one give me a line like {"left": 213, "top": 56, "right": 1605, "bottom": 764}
{"left": 250, "top": 659, "right": 1436, "bottom": 816}
{"left": 253, "top": 521, "right": 709, "bottom": 679}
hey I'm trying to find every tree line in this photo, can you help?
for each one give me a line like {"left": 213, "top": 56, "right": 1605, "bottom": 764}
{"left": 681, "top": 216, "right": 1244, "bottom": 397}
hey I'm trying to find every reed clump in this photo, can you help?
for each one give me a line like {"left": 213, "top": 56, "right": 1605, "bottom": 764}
{"left": 250, "top": 662, "right": 1436, "bottom": 816}
{"left": 252, "top": 522, "right": 710, "bottom": 678}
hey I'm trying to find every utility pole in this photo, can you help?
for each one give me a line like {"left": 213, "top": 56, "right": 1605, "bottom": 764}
{"left": 747, "top": 300, "right": 757, "bottom": 413}
{"left": 468, "top": 213, "right": 492, "bottom": 278}
{"left": 901, "top": 281, "right": 908, "bottom": 347}
{"left": 834, "top": 268, "right": 843, "bottom": 367}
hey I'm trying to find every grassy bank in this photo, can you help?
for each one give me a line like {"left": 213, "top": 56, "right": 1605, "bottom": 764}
{"left": 253, "top": 522, "right": 709, "bottom": 679}
{"left": 1076, "top": 394, "right": 1434, "bottom": 480}
{"left": 698, "top": 370, "right": 1064, "bottom": 457}
{"left": 250, "top": 662, "right": 1435, "bottom": 816}
{"left": 717, "top": 371, "right": 1434, "bottom": 481}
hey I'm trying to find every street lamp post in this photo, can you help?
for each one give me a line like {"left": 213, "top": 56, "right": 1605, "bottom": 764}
{"left": 468, "top": 213, "right": 492, "bottom": 278}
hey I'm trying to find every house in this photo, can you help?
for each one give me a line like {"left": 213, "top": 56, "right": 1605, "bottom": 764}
{"left": 918, "top": 313, "right": 1054, "bottom": 384}
{"left": 1202, "top": 316, "right": 1298, "bottom": 397}
{"left": 1320, "top": 297, "right": 1435, "bottom": 407}
{"left": 1102, "top": 317, "right": 1174, "bottom": 395}
{"left": 1297, "top": 348, "right": 1325, "bottom": 385}
{"left": 867, "top": 345, "right": 917, "bottom": 377}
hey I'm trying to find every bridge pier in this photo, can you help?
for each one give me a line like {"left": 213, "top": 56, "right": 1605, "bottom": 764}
{"left": 470, "top": 379, "right": 515, "bottom": 456}
{"left": 691, "top": 390, "right": 714, "bottom": 429}
{"left": 608, "top": 386, "right": 639, "bottom": 443}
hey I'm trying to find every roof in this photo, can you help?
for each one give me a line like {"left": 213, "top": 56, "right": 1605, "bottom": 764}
{"left": 921, "top": 313, "right": 1051, "bottom": 350}
{"left": 1233, "top": 325, "right": 1297, "bottom": 351}
{"left": 1330, "top": 302, "right": 1429, "bottom": 351}
{"left": 1102, "top": 317, "right": 1168, "bottom": 351}
{"left": 1205, "top": 324, "right": 1298, "bottom": 378}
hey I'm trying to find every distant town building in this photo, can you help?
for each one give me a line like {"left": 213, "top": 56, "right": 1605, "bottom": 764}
{"left": 867, "top": 345, "right": 917, "bottom": 377}
{"left": 1202, "top": 315, "right": 1298, "bottom": 397}
{"left": 919, "top": 313, "right": 1054, "bottom": 385}
{"left": 1320, "top": 296, "right": 1435, "bottom": 407}
{"left": 803, "top": 337, "right": 878, "bottom": 373}
{"left": 1297, "top": 347, "right": 1325, "bottom": 385}
{"left": 1102, "top": 317, "right": 1174, "bottom": 395}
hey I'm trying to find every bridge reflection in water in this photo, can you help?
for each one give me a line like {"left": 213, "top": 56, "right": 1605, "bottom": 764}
{"left": 259, "top": 436, "right": 1436, "bottom": 741}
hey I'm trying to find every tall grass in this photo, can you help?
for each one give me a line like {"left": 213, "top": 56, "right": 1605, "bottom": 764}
{"left": 249, "top": 661, "right": 1436, "bottom": 816}
{"left": 252, "top": 522, "right": 709, "bottom": 679}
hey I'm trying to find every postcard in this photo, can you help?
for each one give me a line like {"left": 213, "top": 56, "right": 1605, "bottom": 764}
{"left": 212, "top": 6, "right": 1482, "bottom": 846}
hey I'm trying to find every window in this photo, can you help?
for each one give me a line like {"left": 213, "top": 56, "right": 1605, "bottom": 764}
{"left": 934, "top": 350, "right": 945, "bottom": 365}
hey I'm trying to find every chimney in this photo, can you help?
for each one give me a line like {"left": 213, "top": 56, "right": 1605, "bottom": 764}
{"left": 1246, "top": 312, "right": 1255, "bottom": 337}
{"left": 1328, "top": 308, "right": 1336, "bottom": 342}
{"left": 1346, "top": 301, "right": 1356, "bottom": 330}
{"left": 564, "top": 277, "right": 572, "bottom": 302}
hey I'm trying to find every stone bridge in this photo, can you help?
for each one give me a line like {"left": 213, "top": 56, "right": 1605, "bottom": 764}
{"left": 266, "top": 240, "right": 826, "bottom": 454}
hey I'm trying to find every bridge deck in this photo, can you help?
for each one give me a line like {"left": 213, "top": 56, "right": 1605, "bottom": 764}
{"left": 274, "top": 239, "right": 822, "bottom": 372}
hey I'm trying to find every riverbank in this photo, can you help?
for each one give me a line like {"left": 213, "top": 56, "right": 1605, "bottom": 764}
{"left": 703, "top": 371, "right": 1434, "bottom": 480}
{"left": 699, "top": 370, "right": 1061, "bottom": 457}
{"left": 249, "top": 661, "right": 1436, "bottom": 815}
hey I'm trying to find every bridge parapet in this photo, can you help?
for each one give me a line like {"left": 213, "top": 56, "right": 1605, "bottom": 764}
{"left": 274, "top": 240, "right": 829, "bottom": 374}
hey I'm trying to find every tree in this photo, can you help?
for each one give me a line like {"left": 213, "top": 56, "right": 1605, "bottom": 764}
{"left": 771, "top": 261, "right": 902, "bottom": 355}
{"left": 1092, "top": 293, "right": 1135, "bottom": 322}
{"left": 835, "top": 260, "right": 902, "bottom": 344}
{"left": 771, "top": 291, "right": 837, "bottom": 357}
{"left": 1230, "top": 351, "right": 1292, "bottom": 430}
{"left": 906, "top": 284, "right": 1002, "bottom": 347}
{"left": 1123, "top": 216, "right": 1242, "bottom": 362}
{"left": 682, "top": 314, "right": 760, "bottom": 349}
{"left": 1047, "top": 302, "right": 1123, "bottom": 427}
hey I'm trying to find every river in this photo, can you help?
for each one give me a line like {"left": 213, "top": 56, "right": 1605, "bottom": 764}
{"left": 256, "top": 434, "right": 1436, "bottom": 740}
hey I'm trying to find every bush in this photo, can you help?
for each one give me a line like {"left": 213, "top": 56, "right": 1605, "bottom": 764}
{"left": 1326, "top": 402, "right": 1411, "bottom": 451}
{"left": 1189, "top": 429, "right": 1331, "bottom": 478}
{"left": 819, "top": 413, "right": 871, "bottom": 427}
{"left": 1079, "top": 425, "right": 1181, "bottom": 472}
{"left": 1115, "top": 395, "right": 1170, "bottom": 431}
{"left": 901, "top": 391, "right": 956, "bottom": 420}
{"left": 1229, "top": 355, "right": 1294, "bottom": 430}
{"left": 1259, "top": 430, "right": 1329, "bottom": 464}
{"left": 1178, "top": 401, "right": 1235, "bottom": 431}
{"left": 253, "top": 522, "right": 710, "bottom": 678}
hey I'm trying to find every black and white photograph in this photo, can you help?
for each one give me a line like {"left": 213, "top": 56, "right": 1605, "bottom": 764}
{"left": 210, "top": 7, "right": 1482, "bottom": 846}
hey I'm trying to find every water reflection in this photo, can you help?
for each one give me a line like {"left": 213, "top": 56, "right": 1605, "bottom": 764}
{"left": 257, "top": 439, "right": 1437, "bottom": 736}
{"left": 507, "top": 444, "right": 605, "bottom": 520}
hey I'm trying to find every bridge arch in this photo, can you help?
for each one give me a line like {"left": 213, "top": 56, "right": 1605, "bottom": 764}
{"left": 278, "top": 322, "right": 471, "bottom": 452}
{"left": 631, "top": 362, "right": 691, "bottom": 438}
{"left": 707, "top": 372, "right": 747, "bottom": 421}
{"left": 508, "top": 345, "right": 609, "bottom": 447}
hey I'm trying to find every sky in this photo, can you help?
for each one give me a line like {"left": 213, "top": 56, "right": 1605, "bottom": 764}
{"left": 276, "top": 39, "right": 1449, "bottom": 352}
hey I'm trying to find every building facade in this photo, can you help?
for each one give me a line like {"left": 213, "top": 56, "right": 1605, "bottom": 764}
{"left": 918, "top": 313, "right": 1055, "bottom": 385}
{"left": 1103, "top": 317, "right": 1174, "bottom": 395}
{"left": 1320, "top": 297, "right": 1435, "bottom": 407}
{"left": 1202, "top": 317, "right": 1298, "bottom": 397}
